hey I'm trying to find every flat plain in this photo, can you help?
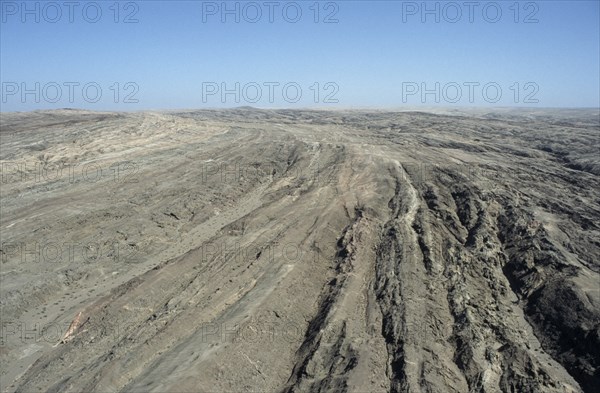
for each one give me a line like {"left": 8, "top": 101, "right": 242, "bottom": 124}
{"left": 1, "top": 108, "right": 599, "bottom": 392}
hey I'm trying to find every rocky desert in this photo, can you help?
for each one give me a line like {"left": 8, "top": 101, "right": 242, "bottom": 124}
{"left": 0, "top": 108, "right": 598, "bottom": 392}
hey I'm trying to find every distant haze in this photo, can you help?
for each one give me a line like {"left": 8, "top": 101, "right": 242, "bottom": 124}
{"left": 1, "top": 1, "right": 599, "bottom": 110}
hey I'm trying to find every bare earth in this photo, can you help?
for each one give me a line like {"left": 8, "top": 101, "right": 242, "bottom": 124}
{"left": 1, "top": 108, "right": 599, "bottom": 392}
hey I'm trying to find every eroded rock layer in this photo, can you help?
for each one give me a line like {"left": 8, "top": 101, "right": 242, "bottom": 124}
{"left": 1, "top": 108, "right": 598, "bottom": 392}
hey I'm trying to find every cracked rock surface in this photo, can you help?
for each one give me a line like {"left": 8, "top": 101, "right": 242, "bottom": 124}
{"left": 1, "top": 108, "right": 599, "bottom": 392}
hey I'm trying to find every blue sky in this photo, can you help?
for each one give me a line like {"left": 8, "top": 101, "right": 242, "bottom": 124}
{"left": 1, "top": 0, "right": 598, "bottom": 110}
